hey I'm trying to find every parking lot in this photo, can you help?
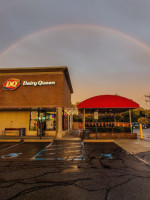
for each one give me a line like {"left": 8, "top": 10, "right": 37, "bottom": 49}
{"left": 0, "top": 140, "right": 150, "bottom": 200}
{"left": 134, "top": 127, "right": 150, "bottom": 141}
{"left": 0, "top": 142, "right": 50, "bottom": 161}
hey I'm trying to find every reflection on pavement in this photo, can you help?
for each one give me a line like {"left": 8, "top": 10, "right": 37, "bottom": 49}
{"left": 32, "top": 141, "right": 85, "bottom": 161}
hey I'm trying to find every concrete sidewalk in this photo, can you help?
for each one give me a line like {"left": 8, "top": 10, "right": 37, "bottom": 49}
{"left": 114, "top": 139, "right": 150, "bottom": 154}
{"left": 114, "top": 139, "right": 150, "bottom": 165}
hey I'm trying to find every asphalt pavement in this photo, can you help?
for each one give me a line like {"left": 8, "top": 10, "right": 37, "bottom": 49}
{"left": 0, "top": 141, "right": 150, "bottom": 200}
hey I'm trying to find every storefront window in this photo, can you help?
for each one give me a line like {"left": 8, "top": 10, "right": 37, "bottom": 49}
{"left": 46, "top": 112, "right": 56, "bottom": 130}
{"left": 29, "top": 109, "right": 56, "bottom": 131}
{"left": 30, "top": 111, "right": 38, "bottom": 131}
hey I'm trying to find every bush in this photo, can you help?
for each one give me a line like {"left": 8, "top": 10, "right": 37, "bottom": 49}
{"left": 113, "top": 127, "right": 124, "bottom": 133}
{"left": 86, "top": 126, "right": 131, "bottom": 133}
{"left": 124, "top": 127, "right": 131, "bottom": 133}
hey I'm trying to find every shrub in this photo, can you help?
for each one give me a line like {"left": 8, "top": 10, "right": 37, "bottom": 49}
{"left": 124, "top": 127, "right": 131, "bottom": 133}
{"left": 86, "top": 126, "right": 131, "bottom": 133}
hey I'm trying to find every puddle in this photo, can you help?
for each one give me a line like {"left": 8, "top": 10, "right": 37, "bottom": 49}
{"left": 100, "top": 154, "right": 113, "bottom": 159}
{"left": 1, "top": 153, "right": 22, "bottom": 159}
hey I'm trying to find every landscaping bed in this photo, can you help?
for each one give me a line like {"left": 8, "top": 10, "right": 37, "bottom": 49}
{"left": 87, "top": 127, "right": 131, "bottom": 133}
{"left": 88, "top": 132, "right": 137, "bottom": 139}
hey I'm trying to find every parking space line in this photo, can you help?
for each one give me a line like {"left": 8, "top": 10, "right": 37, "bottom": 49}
{"left": 31, "top": 142, "right": 52, "bottom": 160}
{"left": 31, "top": 141, "right": 85, "bottom": 161}
{"left": 0, "top": 142, "right": 23, "bottom": 153}
{"left": 134, "top": 156, "right": 149, "bottom": 165}
{"left": 45, "top": 142, "right": 53, "bottom": 149}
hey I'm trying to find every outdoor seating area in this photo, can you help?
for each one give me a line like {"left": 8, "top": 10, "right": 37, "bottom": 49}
{"left": 77, "top": 95, "right": 140, "bottom": 139}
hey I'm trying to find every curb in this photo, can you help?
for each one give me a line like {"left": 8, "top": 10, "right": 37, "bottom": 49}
{"left": 23, "top": 139, "right": 53, "bottom": 142}
{"left": 84, "top": 139, "right": 114, "bottom": 143}
{"left": 0, "top": 139, "right": 21, "bottom": 142}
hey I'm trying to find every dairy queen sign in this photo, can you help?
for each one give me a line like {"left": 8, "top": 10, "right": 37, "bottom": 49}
{"left": 3, "top": 78, "right": 56, "bottom": 91}
{"left": 3, "top": 78, "right": 21, "bottom": 91}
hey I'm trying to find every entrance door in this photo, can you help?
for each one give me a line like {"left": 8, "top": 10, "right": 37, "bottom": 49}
{"left": 37, "top": 111, "right": 46, "bottom": 137}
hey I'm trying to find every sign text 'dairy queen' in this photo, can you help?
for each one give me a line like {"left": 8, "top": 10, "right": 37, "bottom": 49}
{"left": 23, "top": 81, "right": 55, "bottom": 86}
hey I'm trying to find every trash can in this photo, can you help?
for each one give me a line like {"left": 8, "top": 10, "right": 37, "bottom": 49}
{"left": 19, "top": 128, "right": 25, "bottom": 136}
{"left": 83, "top": 129, "right": 90, "bottom": 139}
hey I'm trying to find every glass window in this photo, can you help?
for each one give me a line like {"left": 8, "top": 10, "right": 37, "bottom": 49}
{"left": 29, "top": 109, "right": 56, "bottom": 131}
{"left": 30, "top": 111, "right": 38, "bottom": 131}
{"left": 30, "top": 119, "right": 38, "bottom": 131}
{"left": 31, "top": 111, "right": 38, "bottom": 120}
{"left": 46, "top": 111, "right": 56, "bottom": 130}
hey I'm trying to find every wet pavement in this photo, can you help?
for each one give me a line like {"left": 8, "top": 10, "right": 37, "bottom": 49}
{"left": 0, "top": 141, "right": 150, "bottom": 200}
{"left": 0, "top": 143, "right": 20, "bottom": 151}
{"left": 0, "top": 142, "right": 49, "bottom": 160}
{"left": 32, "top": 141, "right": 85, "bottom": 161}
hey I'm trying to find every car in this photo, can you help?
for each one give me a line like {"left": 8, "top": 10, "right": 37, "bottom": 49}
{"left": 132, "top": 122, "right": 148, "bottom": 129}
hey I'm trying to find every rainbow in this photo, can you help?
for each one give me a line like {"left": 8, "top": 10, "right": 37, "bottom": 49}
{"left": 1, "top": 24, "right": 150, "bottom": 59}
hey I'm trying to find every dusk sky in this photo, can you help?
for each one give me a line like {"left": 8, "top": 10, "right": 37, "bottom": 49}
{"left": 0, "top": 0, "right": 150, "bottom": 108}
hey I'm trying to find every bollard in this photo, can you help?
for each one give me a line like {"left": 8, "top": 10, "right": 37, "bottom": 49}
{"left": 139, "top": 123, "right": 143, "bottom": 140}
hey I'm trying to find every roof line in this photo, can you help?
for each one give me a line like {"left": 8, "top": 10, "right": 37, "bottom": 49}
{"left": 0, "top": 66, "right": 73, "bottom": 93}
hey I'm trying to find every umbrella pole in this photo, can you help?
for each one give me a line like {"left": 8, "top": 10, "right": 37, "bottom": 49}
{"left": 83, "top": 109, "right": 85, "bottom": 130}
{"left": 114, "top": 113, "right": 116, "bottom": 126}
{"left": 129, "top": 109, "right": 132, "bottom": 133}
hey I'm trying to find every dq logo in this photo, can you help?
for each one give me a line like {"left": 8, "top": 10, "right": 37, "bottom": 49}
{"left": 3, "top": 78, "right": 21, "bottom": 91}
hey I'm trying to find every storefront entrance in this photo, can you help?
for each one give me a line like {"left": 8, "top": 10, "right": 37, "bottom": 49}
{"left": 29, "top": 110, "right": 56, "bottom": 136}
{"left": 37, "top": 111, "right": 46, "bottom": 137}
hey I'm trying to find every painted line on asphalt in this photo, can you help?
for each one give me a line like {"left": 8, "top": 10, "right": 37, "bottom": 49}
{"left": 45, "top": 142, "right": 53, "bottom": 149}
{"left": 0, "top": 142, "right": 23, "bottom": 153}
{"left": 133, "top": 155, "right": 150, "bottom": 166}
{"left": 31, "top": 142, "right": 52, "bottom": 160}
{"left": 31, "top": 149, "right": 46, "bottom": 160}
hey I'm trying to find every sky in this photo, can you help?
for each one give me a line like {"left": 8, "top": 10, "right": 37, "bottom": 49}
{"left": 0, "top": 0, "right": 150, "bottom": 108}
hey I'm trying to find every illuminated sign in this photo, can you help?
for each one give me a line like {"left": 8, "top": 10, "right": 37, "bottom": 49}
{"left": 3, "top": 78, "right": 21, "bottom": 91}
{"left": 23, "top": 81, "right": 55, "bottom": 86}
{"left": 3, "top": 79, "right": 55, "bottom": 90}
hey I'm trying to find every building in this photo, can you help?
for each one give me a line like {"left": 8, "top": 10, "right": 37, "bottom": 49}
{"left": 0, "top": 66, "right": 73, "bottom": 138}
